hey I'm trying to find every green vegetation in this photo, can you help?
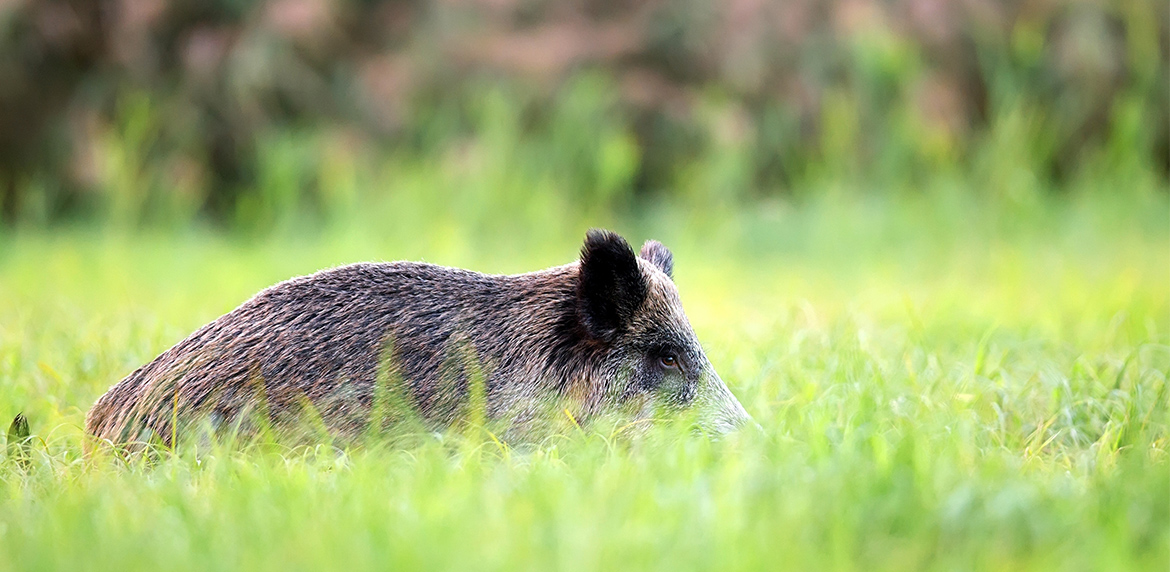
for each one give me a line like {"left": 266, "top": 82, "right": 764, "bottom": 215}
{"left": 1, "top": 0, "right": 1166, "bottom": 568}
{"left": 0, "top": 182, "right": 1166, "bottom": 570}
{"left": 3, "top": 0, "right": 1168, "bottom": 228}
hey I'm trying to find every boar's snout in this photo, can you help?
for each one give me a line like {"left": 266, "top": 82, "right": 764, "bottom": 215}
{"left": 696, "top": 367, "right": 755, "bottom": 435}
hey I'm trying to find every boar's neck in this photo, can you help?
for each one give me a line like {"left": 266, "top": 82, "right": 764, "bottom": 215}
{"left": 464, "top": 265, "right": 606, "bottom": 398}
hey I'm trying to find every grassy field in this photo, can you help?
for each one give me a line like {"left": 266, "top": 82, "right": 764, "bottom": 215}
{"left": 0, "top": 190, "right": 1167, "bottom": 571}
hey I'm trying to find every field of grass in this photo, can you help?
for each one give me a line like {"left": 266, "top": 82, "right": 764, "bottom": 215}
{"left": 0, "top": 189, "right": 1166, "bottom": 571}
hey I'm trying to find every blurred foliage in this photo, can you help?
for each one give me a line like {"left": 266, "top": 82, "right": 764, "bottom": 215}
{"left": 0, "top": 0, "right": 1166, "bottom": 229}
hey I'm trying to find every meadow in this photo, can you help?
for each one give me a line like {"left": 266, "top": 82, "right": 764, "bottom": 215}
{"left": 0, "top": 182, "right": 1166, "bottom": 571}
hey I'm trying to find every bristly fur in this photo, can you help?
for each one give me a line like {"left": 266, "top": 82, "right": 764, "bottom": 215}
{"left": 85, "top": 229, "right": 750, "bottom": 447}
{"left": 578, "top": 229, "right": 647, "bottom": 341}
{"left": 639, "top": 240, "right": 673, "bottom": 278}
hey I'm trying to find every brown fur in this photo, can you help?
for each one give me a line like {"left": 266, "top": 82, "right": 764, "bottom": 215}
{"left": 85, "top": 230, "right": 750, "bottom": 447}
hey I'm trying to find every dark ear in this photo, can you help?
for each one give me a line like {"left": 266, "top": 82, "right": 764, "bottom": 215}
{"left": 578, "top": 229, "right": 648, "bottom": 340}
{"left": 638, "top": 240, "right": 673, "bottom": 278}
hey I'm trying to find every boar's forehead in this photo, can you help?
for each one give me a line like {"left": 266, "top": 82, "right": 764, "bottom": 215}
{"left": 627, "top": 271, "right": 701, "bottom": 352}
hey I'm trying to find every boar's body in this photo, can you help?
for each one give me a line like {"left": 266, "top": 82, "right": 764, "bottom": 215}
{"left": 86, "top": 231, "right": 751, "bottom": 447}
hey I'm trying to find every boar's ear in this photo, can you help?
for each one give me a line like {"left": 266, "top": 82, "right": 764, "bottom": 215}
{"left": 639, "top": 240, "right": 673, "bottom": 278}
{"left": 578, "top": 229, "right": 648, "bottom": 340}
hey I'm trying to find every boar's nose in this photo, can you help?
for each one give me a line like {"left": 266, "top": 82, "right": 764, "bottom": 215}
{"left": 701, "top": 369, "right": 757, "bottom": 435}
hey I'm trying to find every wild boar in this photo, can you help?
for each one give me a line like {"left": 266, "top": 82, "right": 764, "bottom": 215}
{"left": 85, "top": 229, "right": 751, "bottom": 447}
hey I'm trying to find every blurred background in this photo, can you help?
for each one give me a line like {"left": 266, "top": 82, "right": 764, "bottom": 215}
{"left": 1, "top": 5, "right": 1167, "bottom": 565}
{"left": 0, "top": 0, "right": 1165, "bottom": 239}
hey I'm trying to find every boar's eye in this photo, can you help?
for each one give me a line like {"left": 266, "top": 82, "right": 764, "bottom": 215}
{"left": 659, "top": 354, "right": 680, "bottom": 370}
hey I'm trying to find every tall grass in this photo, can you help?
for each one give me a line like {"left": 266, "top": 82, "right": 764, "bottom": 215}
{"left": 0, "top": 184, "right": 1165, "bottom": 570}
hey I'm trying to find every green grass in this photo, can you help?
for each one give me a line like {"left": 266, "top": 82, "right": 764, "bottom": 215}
{"left": 0, "top": 190, "right": 1167, "bottom": 571}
